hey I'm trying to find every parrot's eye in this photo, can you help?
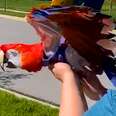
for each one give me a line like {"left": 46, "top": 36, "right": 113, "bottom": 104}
{"left": 6, "top": 49, "right": 19, "bottom": 58}
{"left": 6, "top": 49, "right": 20, "bottom": 68}
{"left": 10, "top": 51, "right": 18, "bottom": 57}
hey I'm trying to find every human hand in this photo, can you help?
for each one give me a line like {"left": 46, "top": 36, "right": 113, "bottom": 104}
{"left": 50, "top": 62, "right": 75, "bottom": 82}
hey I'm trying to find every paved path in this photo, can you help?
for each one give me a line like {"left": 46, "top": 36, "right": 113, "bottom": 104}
{"left": 0, "top": 17, "right": 37, "bottom": 43}
{"left": 0, "top": 16, "right": 115, "bottom": 107}
{"left": 0, "top": 16, "right": 61, "bottom": 105}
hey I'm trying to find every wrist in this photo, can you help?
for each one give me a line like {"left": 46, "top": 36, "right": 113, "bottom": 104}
{"left": 62, "top": 71, "right": 76, "bottom": 83}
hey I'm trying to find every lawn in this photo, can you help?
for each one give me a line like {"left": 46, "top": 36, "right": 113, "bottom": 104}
{"left": 0, "top": 0, "right": 51, "bottom": 17}
{"left": 102, "top": 0, "right": 116, "bottom": 19}
{"left": 0, "top": 0, "right": 116, "bottom": 19}
{"left": 0, "top": 10, "right": 25, "bottom": 17}
{"left": 0, "top": 90, "right": 59, "bottom": 116}
{"left": 0, "top": 0, "right": 51, "bottom": 11}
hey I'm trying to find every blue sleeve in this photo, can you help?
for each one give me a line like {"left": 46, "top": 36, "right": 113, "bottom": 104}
{"left": 84, "top": 0, "right": 104, "bottom": 11}
{"left": 84, "top": 90, "right": 116, "bottom": 116}
{"left": 73, "top": 0, "right": 104, "bottom": 11}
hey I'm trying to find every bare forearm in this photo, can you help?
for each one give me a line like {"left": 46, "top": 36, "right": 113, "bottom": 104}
{"left": 59, "top": 73, "right": 84, "bottom": 116}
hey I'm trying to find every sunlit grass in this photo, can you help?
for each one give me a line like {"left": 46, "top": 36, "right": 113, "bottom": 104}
{"left": 0, "top": 0, "right": 51, "bottom": 11}
{"left": 0, "top": 0, "right": 116, "bottom": 19}
{"left": 102, "top": 0, "right": 116, "bottom": 19}
{"left": 0, "top": 90, "right": 59, "bottom": 116}
{"left": 0, "top": 10, "right": 25, "bottom": 17}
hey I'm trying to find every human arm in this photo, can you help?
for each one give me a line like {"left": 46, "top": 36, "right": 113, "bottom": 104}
{"left": 51, "top": 63, "right": 84, "bottom": 116}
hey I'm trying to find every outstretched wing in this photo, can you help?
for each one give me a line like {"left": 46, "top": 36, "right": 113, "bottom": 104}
{"left": 27, "top": 6, "right": 113, "bottom": 73}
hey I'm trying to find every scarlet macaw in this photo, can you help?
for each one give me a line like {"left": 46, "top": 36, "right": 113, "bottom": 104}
{"left": 0, "top": 6, "right": 116, "bottom": 101}
{"left": 0, "top": 6, "right": 115, "bottom": 74}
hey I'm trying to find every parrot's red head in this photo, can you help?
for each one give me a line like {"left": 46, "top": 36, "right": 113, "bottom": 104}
{"left": 0, "top": 43, "right": 44, "bottom": 72}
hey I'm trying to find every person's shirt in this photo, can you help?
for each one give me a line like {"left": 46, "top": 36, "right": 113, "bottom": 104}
{"left": 84, "top": 90, "right": 116, "bottom": 116}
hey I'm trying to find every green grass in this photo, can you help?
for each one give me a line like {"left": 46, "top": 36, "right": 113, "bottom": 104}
{"left": 0, "top": 0, "right": 115, "bottom": 19}
{"left": 102, "top": 0, "right": 116, "bottom": 19}
{"left": 0, "top": 0, "right": 51, "bottom": 17}
{"left": 0, "top": 0, "right": 51, "bottom": 11}
{"left": 0, "top": 10, "right": 25, "bottom": 17}
{"left": 0, "top": 90, "right": 59, "bottom": 116}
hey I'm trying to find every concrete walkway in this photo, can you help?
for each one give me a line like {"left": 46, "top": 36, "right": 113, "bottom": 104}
{"left": 0, "top": 16, "right": 61, "bottom": 105}
{"left": 0, "top": 15, "right": 115, "bottom": 108}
